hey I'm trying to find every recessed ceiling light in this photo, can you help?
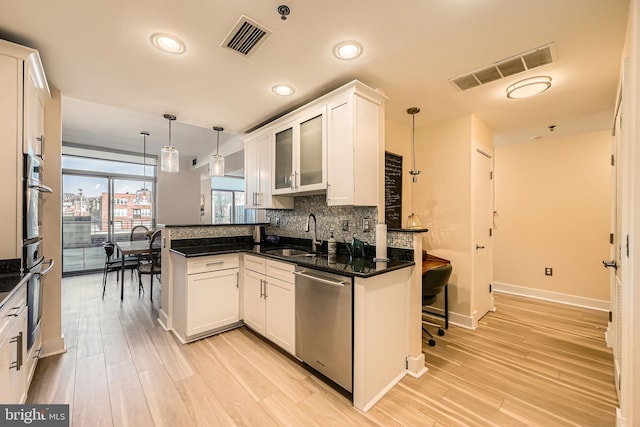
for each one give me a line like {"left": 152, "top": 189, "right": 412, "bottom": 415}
{"left": 333, "top": 41, "right": 363, "bottom": 60}
{"left": 150, "top": 33, "right": 186, "bottom": 54}
{"left": 506, "top": 76, "right": 552, "bottom": 99}
{"left": 272, "top": 84, "right": 295, "bottom": 96}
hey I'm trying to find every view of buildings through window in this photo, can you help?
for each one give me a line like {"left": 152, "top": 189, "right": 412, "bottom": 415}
{"left": 62, "top": 148, "right": 156, "bottom": 274}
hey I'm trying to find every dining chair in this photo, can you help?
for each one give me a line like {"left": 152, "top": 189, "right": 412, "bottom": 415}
{"left": 136, "top": 230, "right": 161, "bottom": 300}
{"left": 421, "top": 263, "right": 452, "bottom": 346}
{"left": 102, "top": 241, "right": 137, "bottom": 299}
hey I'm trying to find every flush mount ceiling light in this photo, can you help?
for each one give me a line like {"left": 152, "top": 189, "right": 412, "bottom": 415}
{"left": 272, "top": 84, "right": 295, "bottom": 96}
{"left": 209, "top": 126, "right": 225, "bottom": 177}
{"left": 150, "top": 33, "right": 186, "bottom": 54}
{"left": 160, "top": 114, "right": 179, "bottom": 173}
{"left": 506, "top": 76, "right": 552, "bottom": 99}
{"left": 333, "top": 40, "right": 363, "bottom": 60}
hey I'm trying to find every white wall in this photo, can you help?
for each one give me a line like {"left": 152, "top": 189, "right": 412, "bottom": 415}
{"left": 157, "top": 156, "right": 201, "bottom": 225}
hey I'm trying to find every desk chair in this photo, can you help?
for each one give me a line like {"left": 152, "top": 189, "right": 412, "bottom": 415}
{"left": 422, "top": 263, "right": 452, "bottom": 346}
{"left": 137, "top": 230, "right": 161, "bottom": 300}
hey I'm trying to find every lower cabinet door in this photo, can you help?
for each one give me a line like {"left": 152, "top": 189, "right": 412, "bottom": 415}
{"left": 187, "top": 268, "right": 239, "bottom": 336}
{"left": 265, "top": 277, "right": 295, "bottom": 355}
{"left": 243, "top": 269, "right": 266, "bottom": 335}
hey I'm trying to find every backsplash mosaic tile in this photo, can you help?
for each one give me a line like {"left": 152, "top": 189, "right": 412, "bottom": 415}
{"left": 168, "top": 225, "right": 254, "bottom": 240}
{"left": 265, "top": 195, "right": 378, "bottom": 245}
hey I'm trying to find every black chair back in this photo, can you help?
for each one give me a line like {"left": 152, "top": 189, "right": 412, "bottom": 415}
{"left": 422, "top": 264, "right": 452, "bottom": 306}
{"left": 103, "top": 241, "right": 115, "bottom": 259}
{"left": 130, "top": 225, "right": 149, "bottom": 241}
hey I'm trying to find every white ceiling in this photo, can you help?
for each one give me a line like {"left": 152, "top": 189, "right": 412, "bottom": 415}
{"left": 0, "top": 0, "right": 629, "bottom": 161}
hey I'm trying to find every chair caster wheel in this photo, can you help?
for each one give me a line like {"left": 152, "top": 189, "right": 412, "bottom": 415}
{"left": 428, "top": 339, "right": 436, "bottom": 347}
{"left": 437, "top": 329, "right": 445, "bottom": 336}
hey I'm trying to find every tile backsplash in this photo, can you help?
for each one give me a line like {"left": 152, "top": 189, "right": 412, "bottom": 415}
{"left": 265, "top": 195, "right": 378, "bottom": 245}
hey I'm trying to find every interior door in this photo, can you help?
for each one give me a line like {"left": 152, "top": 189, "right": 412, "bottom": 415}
{"left": 607, "top": 76, "right": 624, "bottom": 398}
{"left": 472, "top": 148, "right": 494, "bottom": 327}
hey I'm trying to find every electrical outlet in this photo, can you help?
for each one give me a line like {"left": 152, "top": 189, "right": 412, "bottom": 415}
{"left": 275, "top": 217, "right": 280, "bottom": 227}
{"left": 342, "top": 219, "right": 349, "bottom": 231}
{"left": 362, "top": 218, "right": 371, "bottom": 232}
{"left": 545, "top": 267, "right": 553, "bottom": 276}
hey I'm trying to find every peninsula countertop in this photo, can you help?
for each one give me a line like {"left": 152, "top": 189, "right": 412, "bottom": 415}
{"left": 169, "top": 242, "right": 414, "bottom": 279}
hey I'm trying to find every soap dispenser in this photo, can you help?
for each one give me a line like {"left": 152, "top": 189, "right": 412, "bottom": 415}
{"left": 328, "top": 231, "right": 337, "bottom": 264}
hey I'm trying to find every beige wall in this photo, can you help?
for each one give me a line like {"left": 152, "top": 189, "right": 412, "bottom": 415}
{"left": 493, "top": 130, "right": 611, "bottom": 301}
{"left": 414, "top": 115, "right": 474, "bottom": 319}
{"left": 42, "top": 86, "right": 64, "bottom": 355}
{"left": 157, "top": 156, "right": 202, "bottom": 225}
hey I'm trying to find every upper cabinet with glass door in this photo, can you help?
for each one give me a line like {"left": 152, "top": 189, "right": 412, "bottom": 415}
{"left": 272, "top": 107, "right": 326, "bottom": 195}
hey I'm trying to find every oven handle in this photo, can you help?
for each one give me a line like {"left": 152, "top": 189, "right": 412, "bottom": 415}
{"left": 37, "top": 259, "right": 55, "bottom": 277}
{"left": 293, "top": 270, "right": 346, "bottom": 287}
{"left": 28, "top": 183, "right": 53, "bottom": 193}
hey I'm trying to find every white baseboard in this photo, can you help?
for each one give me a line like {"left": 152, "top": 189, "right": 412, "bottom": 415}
{"left": 423, "top": 307, "right": 476, "bottom": 330}
{"left": 359, "top": 370, "right": 406, "bottom": 413}
{"left": 41, "top": 335, "right": 66, "bottom": 358}
{"left": 405, "top": 354, "right": 428, "bottom": 378}
{"left": 157, "top": 309, "right": 170, "bottom": 330}
{"left": 493, "top": 282, "right": 609, "bottom": 312}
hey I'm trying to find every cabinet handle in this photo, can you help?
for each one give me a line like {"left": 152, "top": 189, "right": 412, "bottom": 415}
{"left": 290, "top": 173, "right": 295, "bottom": 191}
{"left": 236, "top": 272, "right": 239, "bottom": 288}
{"left": 257, "top": 192, "right": 262, "bottom": 206}
{"left": 9, "top": 332, "right": 23, "bottom": 371}
{"left": 259, "top": 279, "right": 264, "bottom": 298}
{"left": 263, "top": 280, "right": 268, "bottom": 299}
{"left": 252, "top": 192, "right": 258, "bottom": 206}
{"left": 206, "top": 261, "right": 225, "bottom": 266}
{"left": 36, "top": 135, "right": 45, "bottom": 160}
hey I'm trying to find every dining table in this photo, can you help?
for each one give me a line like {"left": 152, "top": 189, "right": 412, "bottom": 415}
{"left": 115, "top": 240, "right": 150, "bottom": 300}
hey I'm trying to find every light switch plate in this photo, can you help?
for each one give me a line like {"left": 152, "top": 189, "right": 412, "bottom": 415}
{"left": 342, "top": 219, "right": 348, "bottom": 231}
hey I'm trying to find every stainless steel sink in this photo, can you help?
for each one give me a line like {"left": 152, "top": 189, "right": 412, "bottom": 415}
{"left": 265, "top": 248, "right": 314, "bottom": 257}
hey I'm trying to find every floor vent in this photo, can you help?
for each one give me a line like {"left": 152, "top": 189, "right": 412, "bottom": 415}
{"left": 450, "top": 43, "right": 556, "bottom": 91}
{"left": 221, "top": 15, "right": 273, "bottom": 57}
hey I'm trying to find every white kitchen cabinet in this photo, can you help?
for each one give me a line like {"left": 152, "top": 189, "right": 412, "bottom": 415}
{"left": 326, "top": 82, "right": 386, "bottom": 206}
{"left": 171, "top": 253, "right": 242, "bottom": 343}
{"left": 272, "top": 107, "right": 326, "bottom": 195}
{"left": 0, "top": 284, "right": 27, "bottom": 404}
{"left": 0, "top": 42, "right": 49, "bottom": 259}
{"left": 243, "top": 255, "right": 295, "bottom": 355}
{"left": 244, "top": 128, "right": 293, "bottom": 209}
{"left": 23, "top": 59, "right": 46, "bottom": 159}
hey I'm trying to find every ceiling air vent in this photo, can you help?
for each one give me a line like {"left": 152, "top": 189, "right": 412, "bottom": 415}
{"left": 221, "top": 15, "right": 273, "bottom": 57}
{"left": 450, "top": 43, "right": 556, "bottom": 91}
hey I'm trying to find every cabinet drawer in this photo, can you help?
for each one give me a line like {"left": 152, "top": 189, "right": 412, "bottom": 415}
{"left": 266, "top": 260, "right": 295, "bottom": 284}
{"left": 187, "top": 254, "right": 239, "bottom": 275}
{"left": 244, "top": 254, "right": 266, "bottom": 274}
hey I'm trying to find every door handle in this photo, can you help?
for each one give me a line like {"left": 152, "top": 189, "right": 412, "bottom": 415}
{"left": 475, "top": 245, "right": 485, "bottom": 250}
{"left": 602, "top": 260, "right": 618, "bottom": 270}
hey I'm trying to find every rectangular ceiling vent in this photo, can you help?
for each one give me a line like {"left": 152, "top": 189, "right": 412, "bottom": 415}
{"left": 450, "top": 43, "right": 556, "bottom": 91}
{"left": 221, "top": 15, "right": 273, "bottom": 57}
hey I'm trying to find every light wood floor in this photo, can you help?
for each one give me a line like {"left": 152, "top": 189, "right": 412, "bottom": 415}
{"left": 27, "top": 273, "right": 618, "bottom": 426}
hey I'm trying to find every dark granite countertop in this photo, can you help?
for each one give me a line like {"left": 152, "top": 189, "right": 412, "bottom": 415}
{"left": 0, "top": 258, "right": 30, "bottom": 310}
{"left": 169, "top": 237, "right": 414, "bottom": 278}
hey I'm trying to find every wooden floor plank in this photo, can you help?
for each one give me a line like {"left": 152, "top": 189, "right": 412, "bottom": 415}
{"left": 174, "top": 374, "right": 237, "bottom": 427}
{"left": 106, "top": 358, "right": 155, "bottom": 427}
{"left": 73, "top": 353, "right": 113, "bottom": 427}
{"left": 138, "top": 365, "right": 194, "bottom": 427}
{"left": 147, "top": 326, "right": 195, "bottom": 383}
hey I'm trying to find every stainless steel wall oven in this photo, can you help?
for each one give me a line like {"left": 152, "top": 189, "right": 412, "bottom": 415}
{"left": 23, "top": 153, "right": 54, "bottom": 350}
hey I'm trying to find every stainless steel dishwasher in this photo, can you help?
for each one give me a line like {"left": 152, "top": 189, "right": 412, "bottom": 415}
{"left": 294, "top": 267, "right": 353, "bottom": 393}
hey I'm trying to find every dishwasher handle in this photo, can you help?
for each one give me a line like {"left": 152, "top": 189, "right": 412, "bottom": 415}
{"left": 293, "top": 270, "right": 346, "bottom": 287}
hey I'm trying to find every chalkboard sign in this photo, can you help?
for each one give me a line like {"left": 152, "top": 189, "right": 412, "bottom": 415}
{"left": 385, "top": 151, "right": 402, "bottom": 229}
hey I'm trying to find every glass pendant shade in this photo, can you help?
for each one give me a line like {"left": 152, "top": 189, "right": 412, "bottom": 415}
{"left": 161, "top": 145, "right": 179, "bottom": 173}
{"left": 161, "top": 113, "right": 179, "bottom": 173}
{"left": 209, "top": 126, "right": 225, "bottom": 177}
{"left": 210, "top": 154, "right": 224, "bottom": 177}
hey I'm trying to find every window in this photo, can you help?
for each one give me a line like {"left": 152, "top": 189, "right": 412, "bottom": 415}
{"left": 211, "top": 176, "right": 254, "bottom": 224}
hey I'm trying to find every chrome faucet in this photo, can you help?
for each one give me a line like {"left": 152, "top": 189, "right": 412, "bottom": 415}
{"left": 305, "top": 213, "right": 322, "bottom": 252}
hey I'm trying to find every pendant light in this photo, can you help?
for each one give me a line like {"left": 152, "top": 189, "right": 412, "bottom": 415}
{"left": 407, "top": 107, "right": 421, "bottom": 183}
{"left": 209, "top": 126, "right": 225, "bottom": 177}
{"left": 160, "top": 114, "right": 179, "bottom": 173}
{"left": 140, "top": 131, "right": 149, "bottom": 202}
